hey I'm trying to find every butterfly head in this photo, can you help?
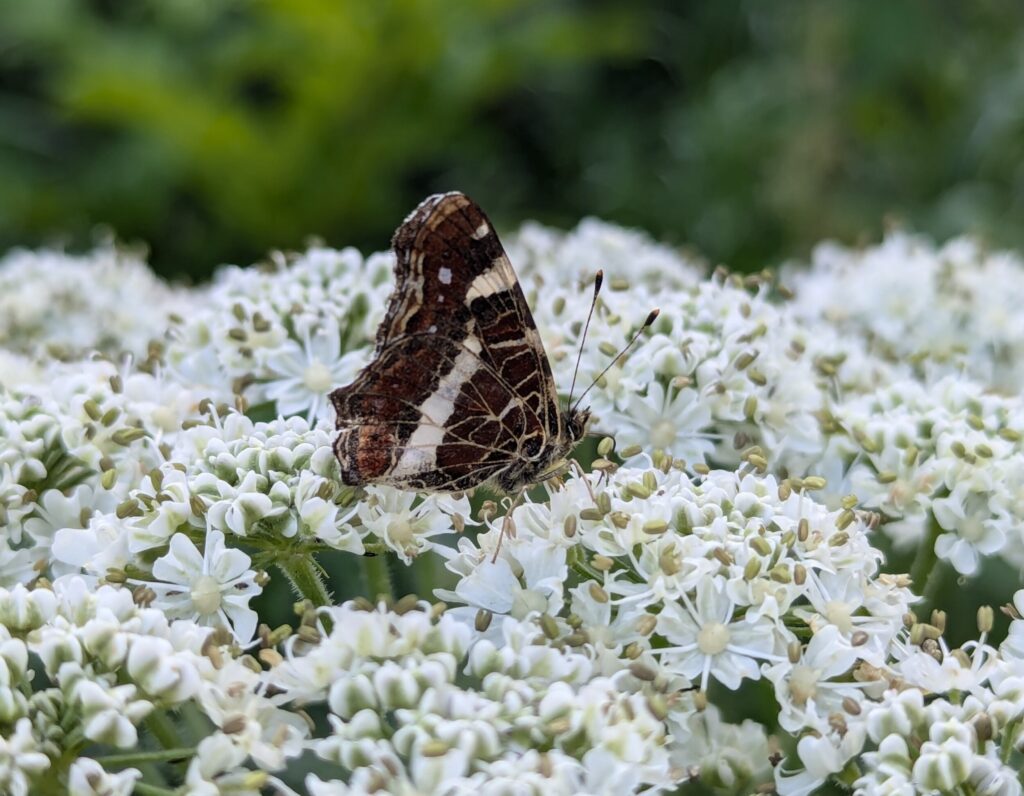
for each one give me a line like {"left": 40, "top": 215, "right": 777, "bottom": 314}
{"left": 565, "top": 406, "right": 591, "bottom": 446}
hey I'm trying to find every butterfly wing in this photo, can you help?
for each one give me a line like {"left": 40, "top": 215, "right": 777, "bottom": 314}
{"left": 330, "top": 192, "right": 562, "bottom": 492}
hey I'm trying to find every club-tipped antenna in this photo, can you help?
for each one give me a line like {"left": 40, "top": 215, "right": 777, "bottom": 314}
{"left": 566, "top": 270, "right": 603, "bottom": 410}
{"left": 572, "top": 308, "right": 660, "bottom": 413}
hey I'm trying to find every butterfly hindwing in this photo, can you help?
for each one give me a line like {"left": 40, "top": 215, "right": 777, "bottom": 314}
{"left": 330, "top": 192, "right": 565, "bottom": 493}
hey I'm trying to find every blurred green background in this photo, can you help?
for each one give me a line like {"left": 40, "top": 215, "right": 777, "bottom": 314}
{"left": 2, "top": 0, "right": 1023, "bottom": 279}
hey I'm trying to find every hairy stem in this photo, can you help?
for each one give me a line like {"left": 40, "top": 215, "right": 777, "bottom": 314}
{"left": 364, "top": 554, "right": 395, "bottom": 603}
{"left": 278, "top": 553, "right": 332, "bottom": 607}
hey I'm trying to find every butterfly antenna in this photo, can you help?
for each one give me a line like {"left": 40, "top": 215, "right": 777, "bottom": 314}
{"left": 572, "top": 308, "right": 659, "bottom": 413}
{"left": 567, "top": 270, "right": 603, "bottom": 410}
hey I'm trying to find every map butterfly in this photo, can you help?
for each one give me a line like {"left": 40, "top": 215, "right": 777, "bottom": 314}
{"left": 330, "top": 192, "right": 654, "bottom": 498}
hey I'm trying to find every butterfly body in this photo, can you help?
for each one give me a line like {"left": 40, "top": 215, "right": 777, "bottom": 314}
{"left": 330, "top": 192, "right": 590, "bottom": 494}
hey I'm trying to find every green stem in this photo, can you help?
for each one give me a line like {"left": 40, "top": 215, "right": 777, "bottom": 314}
{"left": 144, "top": 709, "right": 181, "bottom": 750}
{"left": 177, "top": 702, "right": 213, "bottom": 742}
{"left": 410, "top": 546, "right": 447, "bottom": 600}
{"left": 277, "top": 554, "right": 332, "bottom": 607}
{"left": 909, "top": 513, "right": 942, "bottom": 602}
{"left": 1002, "top": 719, "right": 1020, "bottom": 765}
{"left": 364, "top": 554, "right": 395, "bottom": 603}
{"left": 921, "top": 557, "right": 946, "bottom": 609}
{"left": 134, "top": 784, "right": 179, "bottom": 796}
{"left": 570, "top": 556, "right": 602, "bottom": 583}
{"left": 95, "top": 747, "right": 195, "bottom": 768}
{"left": 61, "top": 726, "right": 85, "bottom": 751}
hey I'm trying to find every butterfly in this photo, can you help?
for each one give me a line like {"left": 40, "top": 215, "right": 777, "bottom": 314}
{"left": 330, "top": 191, "right": 655, "bottom": 498}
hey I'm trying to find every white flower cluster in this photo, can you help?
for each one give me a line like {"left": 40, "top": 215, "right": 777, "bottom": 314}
{"left": 166, "top": 246, "right": 393, "bottom": 422}
{"left": 0, "top": 356, "right": 218, "bottom": 585}
{"left": 0, "top": 245, "right": 186, "bottom": 365}
{"left": 439, "top": 466, "right": 906, "bottom": 787}
{"left": 0, "top": 578, "right": 212, "bottom": 796}
{"left": 854, "top": 593, "right": 1024, "bottom": 795}
{"left": 514, "top": 238, "right": 827, "bottom": 474}
{"left": 507, "top": 217, "right": 703, "bottom": 291}
{"left": 440, "top": 464, "right": 1024, "bottom": 794}
{"left": 786, "top": 233, "right": 1024, "bottom": 393}
{"left": 1, "top": 220, "right": 1023, "bottom": 794}
{"left": 823, "top": 376, "right": 1024, "bottom": 574}
{"left": 275, "top": 601, "right": 678, "bottom": 795}
{"left": 42, "top": 405, "right": 472, "bottom": 642}
{"left": 0, "top": 359, "right": 205, "bottom": 587}
{"left": 49, "top": 412, "right": 351, "bottom": 642}
{"left": 508, "top": 225, "right": 1024, "bottom": 579}
{"left": 849, "top": 672, "right": 1024, "bottom": 796}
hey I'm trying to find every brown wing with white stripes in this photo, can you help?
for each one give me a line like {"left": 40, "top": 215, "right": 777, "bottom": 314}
{"left": 329, "top": 192, "right": 563, "bottom": 492}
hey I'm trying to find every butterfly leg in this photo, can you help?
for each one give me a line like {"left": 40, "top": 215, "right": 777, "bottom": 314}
{"left": 490, "top": 488, "right": 527, "bottom": 564}
{"left": 569, "top": 459, "right": 598, "bottom": 502}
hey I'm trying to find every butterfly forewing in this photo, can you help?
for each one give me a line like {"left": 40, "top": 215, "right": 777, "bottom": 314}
{"left": 331, "top": 192, "right": 566, "bottom": 493}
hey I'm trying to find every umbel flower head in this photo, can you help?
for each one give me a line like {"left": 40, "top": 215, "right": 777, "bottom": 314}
{"left": 786, "top": 233, "right": 1024, "bottom": 392}
{"left": 441, "top": 463, "right": 912, "bottom": 699}
{"left": 0, "top": 244, "right": 188, "bottom": 361}
{"left": 1, "top": 222, "right": 1024, "bottom": 794}
{"left": 165, "top": 246, "right": 394, "bottom": 423}
{"left": 818, "top": 375, "right": 1024, "bottom": 575}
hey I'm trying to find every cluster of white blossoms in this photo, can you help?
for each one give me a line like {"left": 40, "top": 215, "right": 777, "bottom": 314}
{"left": 786, "top": 233, "right": 1024, "bottom": 392}
{"left": 0, "top": 358, "right": 205, "bottom": 588}
{"left": 512, "top": 223, "right": 834, "bottom": 474}
{"left": 0, "top": 245, "right": 187, "bottom": 366}
{"left": 0, "top": 578, "right": 211, "bottom": 796}
{"left": 165, "top": 246, "right": 393, "bottom": 421}
{"left": 442, "top": 465, "right": 882, "bottom": 791}
{"left": 47, "top": 405, "right": 470, "bottom": 641}
{"left": 821, "top": 376, "right": 1024, "bottom": 574}
{"left": 0, "top": 221, "right": 1023, "bottom": 794}
{"left": 275, "top": 600, "right": 681, "bottom": 795}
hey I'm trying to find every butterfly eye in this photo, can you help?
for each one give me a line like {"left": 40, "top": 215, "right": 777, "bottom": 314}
{"left": 571, "top": 412, "right": 589, "bottom": 440}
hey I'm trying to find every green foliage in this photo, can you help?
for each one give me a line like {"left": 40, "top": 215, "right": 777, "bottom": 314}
{"left": 0, "top": 0, "right": 640, "bottom": 278}
{"left": 2, "top": 1, "right": 1024, "bottom": 275}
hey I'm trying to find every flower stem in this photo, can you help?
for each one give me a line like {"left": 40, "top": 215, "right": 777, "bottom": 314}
{"left": 570, "top": 556, "right": 602, "bottom": 583}
{"left": 95, "top": 747, "right": 195, "bottom": 768}
{"left": 364, "top": 554, "right": 394, "bottom": 603}
{"left": 1002, "top": 719, "right": 1020, "bottom": 765}
{"left": 177, "top": 701, "right": 213, "bottom": 741}
{"left": 144, "top": 709, "right": 182, "bottom": 750}
{"left": 568, "top": 544, "right": 604, "bottom": 583}
{"left": 922, "top": 557, "right": 947, "bottom": 609}
{"left": 134, "top": 784, "right": 179, "bottom": 796}
{"left": 278, "top": 553, "right": 332, "bottom": 607}
{"left": 909, "top": 513, "right": 942, "bottom": 601}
